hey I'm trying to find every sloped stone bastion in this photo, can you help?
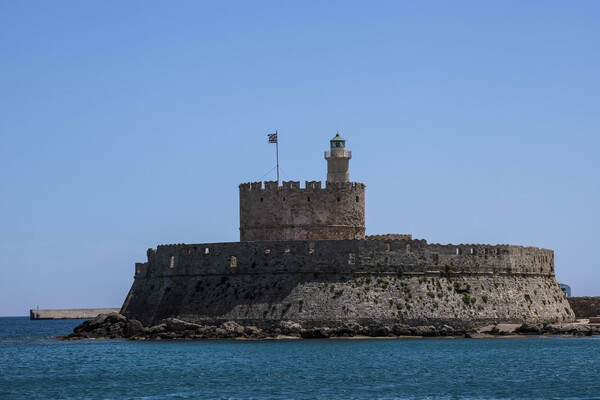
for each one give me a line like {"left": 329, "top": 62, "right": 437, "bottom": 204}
{"left": 121, "top": 238, "right": 572, "bottom": 329}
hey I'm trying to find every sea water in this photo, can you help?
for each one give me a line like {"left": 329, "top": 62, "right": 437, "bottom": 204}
{"left": 0, "top": 317, "right": 599, "bottom": 400}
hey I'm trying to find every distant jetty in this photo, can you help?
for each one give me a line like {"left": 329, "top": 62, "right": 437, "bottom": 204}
{"left": 30, "top": 308, "right": 120, "bottom": 320}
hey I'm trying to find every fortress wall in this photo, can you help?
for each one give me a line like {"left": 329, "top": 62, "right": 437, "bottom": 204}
{"left": 136, "top": 239, "right": 555, "bottom": 278}
{"left": 567, "top": 297, "right": 600, "bottom": 318}
{"left": 121, "top": 239, "right": 571, "bottom": 327}
{"left": 239, "top": 181, "right": 365, "bottom": 241}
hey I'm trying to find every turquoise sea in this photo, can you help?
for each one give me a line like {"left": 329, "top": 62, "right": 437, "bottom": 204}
{"left": 0, "top": 317, "right": 599, "bottom": 400}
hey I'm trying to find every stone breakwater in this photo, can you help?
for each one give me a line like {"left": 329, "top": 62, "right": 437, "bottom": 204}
{"left": 30, "top": 308, "right": 121, "bottom": 320}
{"left": 60, "top": 313, "right": 600, "bottom": 340}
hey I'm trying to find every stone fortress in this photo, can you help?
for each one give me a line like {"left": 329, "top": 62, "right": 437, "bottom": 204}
{"left": 121, "top": 134, "right": 574, "bottom": 331}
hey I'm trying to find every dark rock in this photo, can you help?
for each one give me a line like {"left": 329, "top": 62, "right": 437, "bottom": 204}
{"left": 145, "top": 323, "right": 167, "bottom": 335}
{"left": 73, "top": 313, "right": 125, "bottom": 333}
{"left": 105, "top": 313, "right": 128, "bottom": 324}
{"left": 331, "top": 323, "right": 360, "bottom": 337}
{"left": 516, "top": 323, "right": 543, "bottom": 335}
{"left": 62, "top": 312, "right": 589, "bottom": 341}
{"left": 123, "top": 320, "right": 144, "bottom": 338}
{"left": 222, "top": 321, "right": 245, "bottom": 336}
{"left": 301, "top": 328, "right": 329, "bottom": 338}
{"left": 244, "top": 326, "right": 264, "bottom": 338}
{"left": 164, "top": 318, "right": 201, "bottom": 332}
{"left": 159, "top": 332, "right": 177, "bottom": 339}
{"left": 411, "top": 326, "right": 438, "bottom": 337}
{"left": 392, "top": 324, "right": 412, "bottom": 336}
{"left": 372, "top": 326, "right": 391, "bottom": 337}
{"left": 279, "top": 321, "right": 302, "bottom": 335}
{"left": 197, "top": 325, "right": 216, "bottom": 336}
{"left": 73, "top": 320, "right": 93, "bottom": 333}
{"left": 493, "top": 323, "right": 521, "bottom": 335}
{"left": 214, "top": 327, "right": 228, "bottom": 337}
{"left": 107, "top": 324, "right": 124, "bottom": 335}
{"left": 358, "top": 325, "right": 374, "bottom": 336}
{"left": 543, "top": 323, "right": 566, "bottom": 335}
{"left": 569, "top": 325, "right": 593, "bottom": 336}
{"left": 438, "top": 325, "right": 455, "bottom": 336}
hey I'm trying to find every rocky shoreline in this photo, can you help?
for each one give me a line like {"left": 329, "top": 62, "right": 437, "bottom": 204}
{"left": 59, "top": 313, "right": 600, "bottom": 341}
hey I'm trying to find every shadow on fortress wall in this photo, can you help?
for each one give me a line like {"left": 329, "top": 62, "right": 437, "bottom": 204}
{"left": 121, "top": 238, "right": 564, "bottom": 327}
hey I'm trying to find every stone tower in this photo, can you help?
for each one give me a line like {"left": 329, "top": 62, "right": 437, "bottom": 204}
{"left": 325, "top": 133, "right": 351, "bottom": 182}
{"left": 238, "top": 134, "right": 365, "bottom": 241}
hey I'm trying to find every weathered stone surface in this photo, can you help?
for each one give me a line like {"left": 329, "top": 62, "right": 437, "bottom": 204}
{"left": 123, "top": 319, "right": 145, "bottom": 338}
{"left": 516, "top": 323, "right": 544, "bottom": 335}
{"left": 438, "top": 325, "right": 456, "bottom": 336}
{"left": 301, "top": 327, "right": 330, "bottom": 339}
{"left": 279, "top": 321, "right": 302, "bottom": 335}
{"left": 411, "top": 326, "right": 438, "bottom": 337}
{"left": 122, "top": 238, "right": 574, "bottom": 331}
{"left": 392, "top": 324, "right": 413, "bottom": 336}
{"left": 64, "top": 312, "right": 127, "bottom": 339}
{"left": 476, "top": 325, "right": 495, "bottom": 334}
{"left": 164, "top": 318, "right": 201, "bottom": 332}
{"left": 492, "top": 324, "right": 521, "bottom": 335}
{"left": 567, "top": 297, "right": 600, "bottom": 318}
{"left": 145, "top": 323, "right": 166, "bottom": 334}
{"left": 239, "top": 181, "right": 365, "bottom": 241}
{"left": 244, "top": 326, "right": 264, "bottom": 338}
{"left": 222, "top": 321, "right": 245, "bottom": 336}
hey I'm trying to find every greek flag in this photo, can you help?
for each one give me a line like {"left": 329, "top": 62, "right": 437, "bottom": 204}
{"left": 268, "top": 133, "right": 277, "bottom": 143}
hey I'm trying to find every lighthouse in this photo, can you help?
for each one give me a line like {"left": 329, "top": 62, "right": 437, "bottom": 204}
{"left": 325, "top": 133, "right": 351, "bottom": 182}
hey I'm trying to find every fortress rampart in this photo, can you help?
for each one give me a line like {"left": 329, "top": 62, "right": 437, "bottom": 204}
{"left": 122, "top": 238, "right": 571, "bottom": 328}
{"left": 133, "top": 239, "right": 555, "bottom": 278}
{"left": 239, "top": 180, "right": 365, "bottom": 241}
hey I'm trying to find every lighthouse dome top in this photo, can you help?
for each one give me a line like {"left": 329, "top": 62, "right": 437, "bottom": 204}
{"left": 330, "top": 133, "right": 346, "bottom": 148}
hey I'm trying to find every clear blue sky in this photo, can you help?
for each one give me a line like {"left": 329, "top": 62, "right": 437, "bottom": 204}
{"left": 1, "top": 1, "right": 598, "bottom": 316}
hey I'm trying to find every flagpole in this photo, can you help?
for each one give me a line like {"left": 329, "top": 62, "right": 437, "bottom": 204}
{"left": 275, "top": 130, "right": 279, "bottom": 185}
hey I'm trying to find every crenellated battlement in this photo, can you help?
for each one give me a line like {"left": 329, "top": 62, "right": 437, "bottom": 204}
{"left": 239, "top": 180, "right": 364, "bottom": 192}
{"left": 134, "top": 238, "right": 555, "bottom": 279}
{"left": 366, "top": 234, "right": 413, "bottom": 241}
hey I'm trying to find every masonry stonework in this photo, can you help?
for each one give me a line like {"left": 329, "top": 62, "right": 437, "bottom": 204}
{"left": 239, "top": 180, "right": 365, "bottom": 241}
{"left": 567, "top": 297, "right": 600, "bottom": 318}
